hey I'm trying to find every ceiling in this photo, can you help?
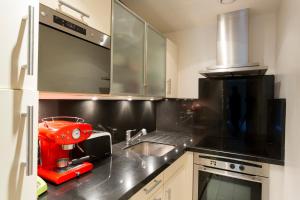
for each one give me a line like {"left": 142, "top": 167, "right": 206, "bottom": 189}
{"left": 121, "top": 0, "right": 281, "bottom": 33}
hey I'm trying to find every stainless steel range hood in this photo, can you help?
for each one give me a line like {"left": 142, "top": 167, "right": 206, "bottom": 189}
{"left": 200, "top": 9, "right": 267, "bottom": 78}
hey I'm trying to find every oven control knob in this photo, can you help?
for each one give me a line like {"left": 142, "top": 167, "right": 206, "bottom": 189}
{"left": 239, "top": 165, "right": 245, "bottom": 171}
{"left": 229, "top": 164, "right": 235, "bottom": 169}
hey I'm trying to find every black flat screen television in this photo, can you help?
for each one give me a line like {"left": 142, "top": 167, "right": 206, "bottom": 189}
{"left": 197, "top": 75, "right": 285, "bottom": 162}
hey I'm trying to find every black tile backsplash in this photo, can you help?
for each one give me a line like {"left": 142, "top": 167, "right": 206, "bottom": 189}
{"left": 39, "top": 94, "right": 286, "bottom": 164}
{"left": 156, "top": 99, "right": 202, "bottom": 134}
{"left": 39, "top": 100, "right": 156, "bottom": 144}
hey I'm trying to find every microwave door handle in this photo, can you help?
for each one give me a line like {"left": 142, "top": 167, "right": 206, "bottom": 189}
{"left": 58, "top": 0, "right": 90, "bottom": 20}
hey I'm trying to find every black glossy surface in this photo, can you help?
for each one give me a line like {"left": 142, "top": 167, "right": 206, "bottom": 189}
{"left": 39, "top": 131, "right": 192, "bottom": 200}
{"left": 39, "top": 129, "right": 284, "bottom": 200}
{"left": 156, "top": 96, "right": 286, "bottom": 163}
{"left": 197, "top": 171, "right": 261, "bottom": 200}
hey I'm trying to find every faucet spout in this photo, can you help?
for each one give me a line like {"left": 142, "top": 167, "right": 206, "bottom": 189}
{"left": 126, "top": 128, "right": 147, "bottom": 146}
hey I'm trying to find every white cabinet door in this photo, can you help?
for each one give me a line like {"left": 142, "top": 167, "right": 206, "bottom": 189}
{"left": 149, "top": 187, "right": 164, "bottom": 200}
{"left": 164, "top": 152, "right": 193, "bottom": 200}
{"left": 0, "top": 90, "right": 38, "bottom": 200}
{"left": 146, "top": 26, "right": 166, "bottom": 97}
{"left": 0, "top": 0, "right": 38, "bottom": 90}
{"left": 164, "top": 167, "right": 186, "bottom": 200}
{"left": 166, "top": 39, "right": 178, "bottom": 98}
{"left": 39, "top": 0, "right": 111, "bottom": 35}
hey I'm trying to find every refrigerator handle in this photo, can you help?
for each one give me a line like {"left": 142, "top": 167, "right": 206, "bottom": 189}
{"left": 28, "top": 5, "right": 34, "bottom": 76}
{"left": 22, "top": 5, "right": 34, "bottom": 76}
{"left": 23, "top": 106, "right": 34, "bottom": 176}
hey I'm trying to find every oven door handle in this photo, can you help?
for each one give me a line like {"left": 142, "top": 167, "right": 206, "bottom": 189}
{"left": 196, "top": 165, "right": 267, "bottom": 183}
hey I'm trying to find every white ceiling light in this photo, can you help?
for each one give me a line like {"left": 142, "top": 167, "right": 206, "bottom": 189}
{"left": 219, "top": 0, "right": 237, "bottom": 4}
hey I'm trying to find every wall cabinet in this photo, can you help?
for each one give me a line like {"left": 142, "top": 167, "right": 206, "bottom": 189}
{"left": 111, "top": 0, "right": 166, "bottom": 97}
{"left": 39, "top": 0, "right": 111, "bottom": 36}
{"left": 146, "top": 26, "right": 166, "bottom": 97}
{"left": 130, "top": 152, "right": 193, "bottom": 200}
{"left": 111, "top": 0, "right": 145, "bottom": 96}
{"left": 166, "top": 39, "right": 179, "bottom": 98}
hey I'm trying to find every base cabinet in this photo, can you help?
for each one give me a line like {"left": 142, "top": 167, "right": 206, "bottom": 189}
{"left": 150, "top": 188, "right": 164, "bottom": 200}
{"left": 130, "top": 152, "right": 193, "bottom": 200}
{"left": 164, "top": 167, "right": 186, "bottom": 200}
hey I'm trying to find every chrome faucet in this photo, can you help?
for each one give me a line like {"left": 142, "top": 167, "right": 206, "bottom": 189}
{"left": 126, "top": 128, "right": 147, "bottom": 146}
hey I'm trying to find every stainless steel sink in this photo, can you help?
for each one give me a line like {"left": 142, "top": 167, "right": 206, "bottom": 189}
{"left": 126, "top": 142, "right": 175, "bottom": 157}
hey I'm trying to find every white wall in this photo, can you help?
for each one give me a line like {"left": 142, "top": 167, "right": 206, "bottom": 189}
{"left": 166, "top": 12, "right": 277, "bottom": 98}
{"left": 269, "top": 0, "right": 300, "bottom": 199}
{"left": 166, "top": 5, "right": 300, "bottom": 199}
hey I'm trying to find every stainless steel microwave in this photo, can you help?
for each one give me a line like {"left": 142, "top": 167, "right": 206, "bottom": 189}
{"left": 38, "top": 3, "right": 111, "bottom": 94}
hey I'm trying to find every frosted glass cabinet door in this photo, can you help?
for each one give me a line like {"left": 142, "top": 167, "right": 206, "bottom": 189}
{"left": 146, "top": 26, "right": 166, "bottom": 97}
{"left": 111, "top": 1, "right": 145, "bottom": 95}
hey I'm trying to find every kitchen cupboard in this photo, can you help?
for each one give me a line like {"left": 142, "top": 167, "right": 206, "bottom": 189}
{"left": 149, "top": 188, "right": 164, "bottom": 200}
{"left": 129, "top": 152, "right": 193, "bottom": 200}
{"left": 164, "top": 166, "right": 186, "bottom": 200}
{"left": 111, "top": 0, "right": 166, "bottom": 97}
{"left": 0, "top": 0, "right": 39, "bottom": 200}
{"left": 146, "top": 26, "right": 166, "bottom": 97}
{"left": 166, "top": 39, "right": 179, "bottom": 98}
{"left": 39, "top": 0, "right": 111, "bottom": 36}
{"left": 0, "top": 0, "right": 39, "bottom": 90}
{"left": 0, "top": 90, "right": 39, "bottom": 200}
{"left": 111, "top": 0, "right": 145, "bottom": 96}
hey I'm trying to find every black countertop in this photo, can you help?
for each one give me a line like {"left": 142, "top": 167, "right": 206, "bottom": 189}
{"left": 39, "top": 130, "right": 283, "bottom": 200}
{"left": 38, "top": 131, "right": 192, "bottom": 200}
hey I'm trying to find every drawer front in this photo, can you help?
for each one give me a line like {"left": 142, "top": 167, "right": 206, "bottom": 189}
{"left": 149, "top": 187, "right": 164, "bottom": 200}
{"left": 130, "top": 173, "right": 163, "bottom": 200}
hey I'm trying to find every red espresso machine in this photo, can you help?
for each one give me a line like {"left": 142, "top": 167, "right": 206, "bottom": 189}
{"left": 38, "top": 117, "right": 94, "bottom": 184}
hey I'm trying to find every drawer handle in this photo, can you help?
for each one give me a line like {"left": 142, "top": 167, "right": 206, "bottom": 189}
{"left": 166, "top": 188, "right": 171, "bottom": 200}
{"left": 143, "top": 179, "right": 161, "bottom": 194}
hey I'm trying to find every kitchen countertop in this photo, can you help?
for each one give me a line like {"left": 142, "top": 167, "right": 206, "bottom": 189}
{"left": 38, "top": 131, "right": 192, "bottom": 200}
{"left": 39, "top": 130, "right": 283, "bottom": 200}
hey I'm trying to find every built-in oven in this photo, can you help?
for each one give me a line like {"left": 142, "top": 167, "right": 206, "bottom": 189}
{"left": 193, "top": 153, "right": 269, "bottom": 200}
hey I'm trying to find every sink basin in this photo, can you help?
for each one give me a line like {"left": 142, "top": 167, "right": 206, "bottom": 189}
{"left": 126, "top": 142, "right": 175, "bottom": 157}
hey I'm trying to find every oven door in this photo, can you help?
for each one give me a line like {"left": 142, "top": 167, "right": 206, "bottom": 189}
{"left": 193, "top": 165, "right": 269, "bottom": 200}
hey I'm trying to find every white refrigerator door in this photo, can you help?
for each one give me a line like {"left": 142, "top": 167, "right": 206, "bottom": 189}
{"left": 0, "top": 90, "right": 38, "bottom": 200}
{"left": 0, "top": 0, "right": 38, "bottom": 90}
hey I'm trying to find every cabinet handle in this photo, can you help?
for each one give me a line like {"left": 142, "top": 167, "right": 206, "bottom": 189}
{"left": 143, "top": 179, "right": 161, "bottom": 194}
{"left": 166, "top": 188, "right": 171, "bottom": 200}
{"left": 25, "top": 5, "right": 34, "bottom": 76}
{"left": 25, "top": 106, "right": 34, "bottom": 176}
{"left": 58, "top": 0, "right": 90, "bottom": 19}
